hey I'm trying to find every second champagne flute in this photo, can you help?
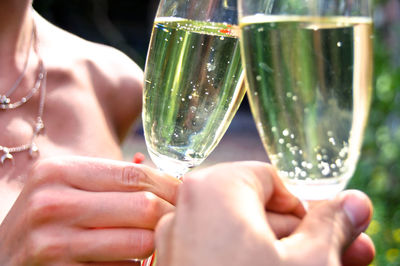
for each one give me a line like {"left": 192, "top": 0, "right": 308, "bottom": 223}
{"left": 238, "top": 0, "right": 373, "bottom": 200}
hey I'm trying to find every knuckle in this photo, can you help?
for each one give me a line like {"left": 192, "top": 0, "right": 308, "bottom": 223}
{"left": 25, "top": 230, "right": 67, "bottom": 263}
{"left": 183, "top": 171, "right": 208, "bottom": 187}
{"left": 179, "top": 172, "right": 215, "bottom": 206}
{"left": 136, "top": 192, "right": 162, "bottom": 218}
{"left": 179, "top": 173, "right": 203, "bottom": 196}
{"left": 29, "top": 158, "right": 66, "bottom": 185}
{"left": 27, "top": 190, "right": 65, "bottom": 224}
{"left": 120, "top": 164, "right": 150, "bottom": 189}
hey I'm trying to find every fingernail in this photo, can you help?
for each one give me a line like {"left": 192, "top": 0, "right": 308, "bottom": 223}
{"left": 300, "top": 200, "right": 309, "bottom": 212}
{"left": 340, "top": 190, "right": 372, "bottom": 233}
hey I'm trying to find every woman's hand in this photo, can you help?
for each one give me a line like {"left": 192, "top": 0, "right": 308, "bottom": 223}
{"left": 156, "top": 161, "right": 375, "bottom": 266}
{"left": 0, "top": 156, "right": 180, "bottom": 265}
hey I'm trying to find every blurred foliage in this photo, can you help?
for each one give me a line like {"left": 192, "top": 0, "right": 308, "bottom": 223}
{"left": 348, "top": 0, "right": 400, "bottom": 265}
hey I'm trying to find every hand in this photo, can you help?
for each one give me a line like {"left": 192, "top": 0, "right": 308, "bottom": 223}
{"left": 0, "top": 156, "right": 180, "bottom": 265}
{"left": 155, "top": 161, "right": 375, "bottom": 266}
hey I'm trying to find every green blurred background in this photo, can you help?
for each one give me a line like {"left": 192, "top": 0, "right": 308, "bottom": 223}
{"left": 33, "top": 0, "right": 400, "bottom": 265}
{"left": 351, "top": 1, "right": 400, "bottom": 265}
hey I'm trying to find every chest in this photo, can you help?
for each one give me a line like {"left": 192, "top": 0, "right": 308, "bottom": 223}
{"left": 0, "top": 84, "right": 123, "bottom": 179}
{"left": 0, "top": 88, "right": 124, "bottom": 222}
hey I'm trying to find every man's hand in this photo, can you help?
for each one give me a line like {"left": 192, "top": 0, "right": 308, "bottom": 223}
{"left": 156, "top": 161, "right": 374, "bottom": 266}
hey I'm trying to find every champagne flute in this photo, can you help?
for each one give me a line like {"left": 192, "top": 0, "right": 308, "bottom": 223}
{"left": 141, "top": 0, "right": 243, "bottom": 264}
{"left": 143, "top": 0, "right": 244, "bottom": 178}
{"left": 238, "top": 0, "right": 373, "bottom": 200}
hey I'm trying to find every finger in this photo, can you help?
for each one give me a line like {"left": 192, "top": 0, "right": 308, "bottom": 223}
{"left": 233, "top": 162, "right": 306, "bottom": 217}
{"left": 155, "top": 212, "right": 175, "bottom": 266}
{"left": 28, "top": 189, "right": 174, "bottom": 229}
{"left": 72, "top": 228, "right": 155, "bottom": 261}
{"left": 267, "top": 212, "right": 301, "bottom": 238}
{"left": 183, "top": 161, "right": 305, "bottom": 217}
{"left": 84, "top": 262, "right": 141, "bottom": 266}
{"left": 177, "top": 161, "right": 283, "bottom": 243}
{"left": 32, "top": 156, "right": 181, "bottom": 204}
{"left": 72, "top": 191, "right": 175, "bottom": 230}
{"left": 342, "top": 233, "right": 375, "bottom": 266}
{"left": 281, "top": 190, "right": 373, "bottom": 264}
{"left": 263, "top": 164, "right": 306, "bottom": 218}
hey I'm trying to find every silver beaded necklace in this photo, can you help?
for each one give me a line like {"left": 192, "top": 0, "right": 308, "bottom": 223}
{"left": 0, "top": 25, "right": 34, "bottom": 106}
{"left": 0, "top": 20, "right": 47, "bottom": 165}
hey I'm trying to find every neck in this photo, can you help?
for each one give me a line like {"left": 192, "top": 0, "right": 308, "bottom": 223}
{"left": 0, "top": 0, "right": 35, "bottom": 92}
{"left": 0, "top": 0, "right": 33, "bottom": 63}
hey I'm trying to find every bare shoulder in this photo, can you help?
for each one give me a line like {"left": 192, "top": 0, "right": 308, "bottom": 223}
{"left": 81, "top": 43, "right": 144, "bottom": 141}
{"left": 35, "top": 12, "right": 143, "bottom": 141}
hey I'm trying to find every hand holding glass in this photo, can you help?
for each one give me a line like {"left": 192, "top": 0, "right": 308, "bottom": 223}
{"left": 142, "top": 0, "right": 243, "bottom": 264}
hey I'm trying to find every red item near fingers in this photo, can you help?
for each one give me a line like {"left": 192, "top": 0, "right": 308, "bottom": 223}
{"left": 133, "top": 152, "right": 145, "bottom": 164}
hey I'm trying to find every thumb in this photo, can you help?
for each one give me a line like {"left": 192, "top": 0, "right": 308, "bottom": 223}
{"left": 155, "top": 212, "right": 175, "bottom": 266}
{"left": 280, "top": 190, "right": 373, "bottom": 266}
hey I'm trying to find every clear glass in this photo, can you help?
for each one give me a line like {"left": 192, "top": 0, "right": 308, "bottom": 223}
{"left": 143, "top": 0, "right": 245, "bottom": 178}
{"left": 238, "top": 0, "right": 373, "bottom": 200}
{"left": 142, "top": 1, "right": 243, "bottom": 264}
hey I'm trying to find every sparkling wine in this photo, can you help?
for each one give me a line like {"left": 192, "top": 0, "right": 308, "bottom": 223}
{"left": 240, "top": 15, "right": 372, "bottom": 198}
{"left": 143, "top": 18, "right": 245, "bottom": 175}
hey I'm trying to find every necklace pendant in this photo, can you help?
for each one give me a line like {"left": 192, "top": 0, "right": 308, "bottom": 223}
{"left": 0, "top": 95, "right": 10, "bottom": 105}
{"left": 29, "top": 143, "right": 40, "bottom": 158}
{"left": 35, "top": 119, "right": 45, "bottom": 135}
{"left": 1, "top": 148, "right": 14, "bottom": 165}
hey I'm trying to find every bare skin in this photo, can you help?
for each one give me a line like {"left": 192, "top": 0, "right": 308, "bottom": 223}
{"left": 0, "top": 2, "right": 375, "bottom": 265}
{"left": 0, "top": 1, "right": 183, "bottom": 264}
{"left": 0, "top": 3, "right": 143, "bottom": 219}
{"left": 0, "top": 157, "right": 180, "bottom": 265}
{"left": 156, "top": 162, "right": 375, "bottom": 266}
